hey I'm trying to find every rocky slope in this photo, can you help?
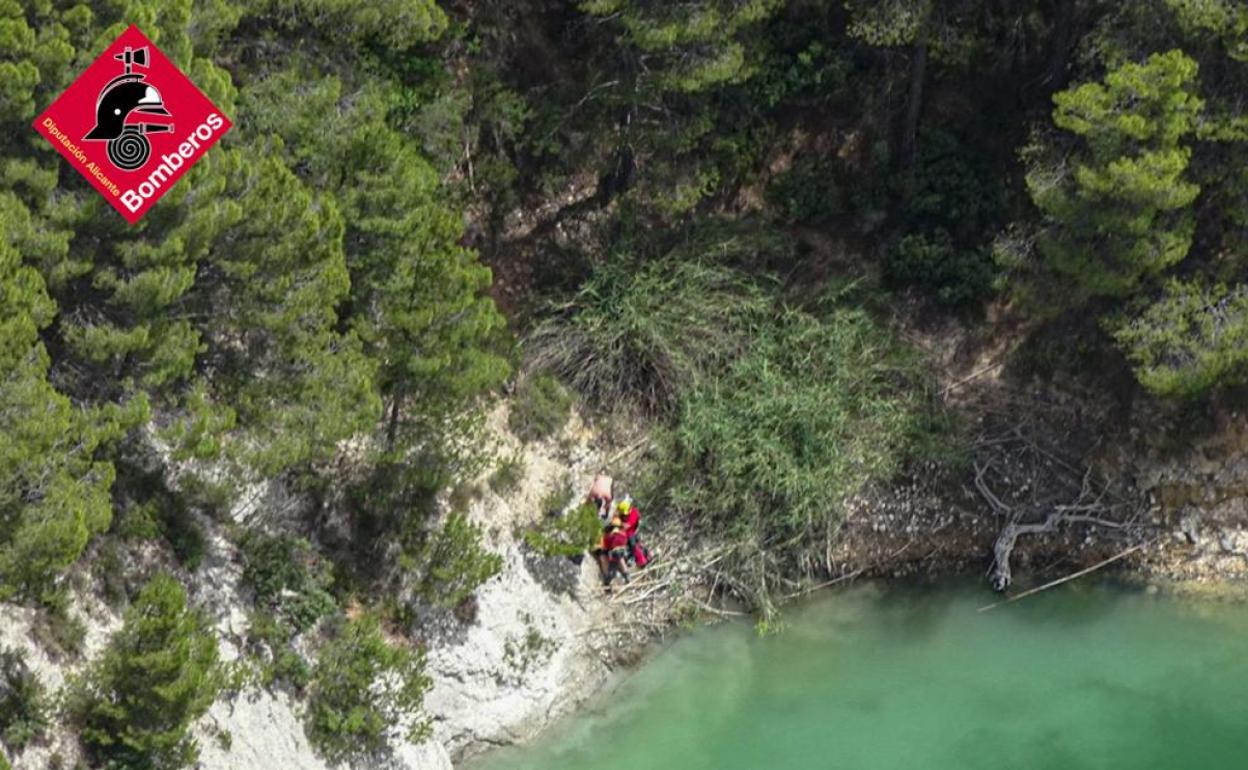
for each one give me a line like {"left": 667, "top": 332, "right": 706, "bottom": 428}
{"left": 5, "top": 392, "right": 1248, "bottom": 769}
{"left": 1, "top": 404, "right": 660, "bottom": 770}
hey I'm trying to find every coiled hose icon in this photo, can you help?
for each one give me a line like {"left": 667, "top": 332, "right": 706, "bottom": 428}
{"left": 107, "top": 126, "right": 151, "bottom": 170}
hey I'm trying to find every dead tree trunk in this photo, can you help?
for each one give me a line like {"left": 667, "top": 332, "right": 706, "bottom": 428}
{"left": 990, "top": 517, "right": 1057, "bottom": 592}
{"left": 973, "top": 431, "right": 1144, "bottom": 593}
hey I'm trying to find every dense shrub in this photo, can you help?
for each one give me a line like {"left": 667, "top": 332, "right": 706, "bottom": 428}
{"left": 488, "top": 453, "right": 527, "bottom": 495}
{"left": 508, "top": 374, "right": 572, "bottom": 442}
{"left": 1113, "top": 280, "right": 1248, "bottom": 397}
{"left": 304, "top": 614, "right": 432, "bottom": 763}
{"left": 68, "top": 574, "right": 221, "bottom": 770}
{"left": 522, "top": 503, "right": 603, "bottom": 558}
{"left": 239, "top": 532, "right": 336, "bottom": 632}
{"left": 406, "top": 513, "right": 503, "bottom": 609}
{"left": 766, "top": 158, "right": 845, "bottom": 223}
{"left": 670, "top": 307, "right": 930, "bottom": 545}
{"left": 111, "top": 466, "right": 206, "bottom": 570}
{"left": 884, "top": 229, "right": 996, "bottom": 308}
{"left": 244, "top": 611, "right": 312, "bottom": 691}
{"left": 526, "top": 259, "right": 770, "bottom": 416}
{"left": 901, "top": 129, "right": 1003, "bottom": 243}
{"left": 0, "top": 648, "right": 49, "bottom": 752}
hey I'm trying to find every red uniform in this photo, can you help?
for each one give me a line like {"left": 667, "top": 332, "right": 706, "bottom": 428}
{"left": 621, "top": 506, "right": 640, "bottom": 537}
{"left": 602, "top": 529, "right": 630, "bottom": 554}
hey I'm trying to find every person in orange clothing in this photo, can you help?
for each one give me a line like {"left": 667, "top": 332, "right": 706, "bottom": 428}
{"left": 600, "top": 518, "right": 631, "bottom": 589}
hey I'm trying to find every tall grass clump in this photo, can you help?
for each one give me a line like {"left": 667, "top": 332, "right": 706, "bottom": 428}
{"left": 526, "top": 259, "right": 772, "bottom": 417}
{"left": 667, "top": 305, "right": 932, "bottom": 552}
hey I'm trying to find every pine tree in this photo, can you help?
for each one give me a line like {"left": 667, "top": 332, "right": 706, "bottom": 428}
{"left": 0, "top": 194, "right": 142, "bottom": 601}
{"left": 1027, "top": 50, "right": 1204, "bottom": 300}
{"left": 69, "top": 573, "right": 221, "bottom": 770}
{"left": 1114, "top": 279, "right": 1248, "bottom": 397}
{"left": 304, "top": 614, "right": 431, "bottom": 763}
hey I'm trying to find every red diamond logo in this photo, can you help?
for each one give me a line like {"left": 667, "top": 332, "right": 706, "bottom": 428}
{"left": 32, "top": 25, "right": 232, "bottom": 224}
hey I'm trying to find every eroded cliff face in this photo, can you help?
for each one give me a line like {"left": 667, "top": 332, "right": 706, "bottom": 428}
{"left": 421, "top": 407, "right": 651, "bottom": 763}
{"left": 2, "top": 404, "right": 654, "bottom": 770}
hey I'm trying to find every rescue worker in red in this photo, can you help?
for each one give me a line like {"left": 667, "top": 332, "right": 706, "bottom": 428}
{"left": 613, "top": 498, "right": 647, "bottom": 568}
{"left": 600, "top": 517, "right": 631, "bottom": 589}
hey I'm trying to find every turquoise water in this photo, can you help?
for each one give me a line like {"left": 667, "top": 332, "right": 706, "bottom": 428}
{"left": 468, "top": 581, "right": 1248, "bottom": 770}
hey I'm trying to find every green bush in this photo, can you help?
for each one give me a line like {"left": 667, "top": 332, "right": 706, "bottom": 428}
{"left": 508, "top": 374, "right": 572, "bottom": 442}
{"left": 1113, "top": 279, "right": 1248, "bottom": 397}
{"left": 670, "top": 307, "right": 930, "bottom": 546}
{"left": 406, "top": 513, "right": 502, "bottom": 609}
{"left": 488, "top": 453, "right": 527, "bottom": 495}
{"left": 161, "top": 506, "right": 207, "bottom": 572}
{"left": 522, "top": 503, "right": 602, "bottom": 558}
{"left": 884, "top": 229, "right": 996, "bottom": 308}
{"left": 93, "top": 539, "right": 133, "bottom": 608}
{"left": 0, "top": 648, "right": 49, "bottom": 751}
{"left": 244, "top": 612, "right": 312, "bottom": 691}
{"left": 110, "top": 467, "right": 206, "bottom": 570}
{"left": 766, "top": 158, "right": 844, "bottom": 223}
{"left": 239, "top": 532, "right": 336, "bottom": 632}
{"left": 901, "top": 129, "right": 1003, "bottom": 243}
{"left": 527, "top": 258, "right": 771, "bottom": 416}
{"left": 304, "top": 614, "right": 432, "bottom": 763}
{"left": 68, "top": 573, "right": 221, "bottom": 770}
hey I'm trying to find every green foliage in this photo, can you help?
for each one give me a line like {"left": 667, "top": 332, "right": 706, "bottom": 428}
{"left": 0, "top": 648, "right": 49, "bottom": 752}
{"left": 884, "top": 129, "right": 1002, "bottom": 307}
{"left": 767, "top": 159, "right": 844, "bottom": 223}
{"left": 885, "top": 229, "right": 995, "bottom": 308}
{"left": 407, "top": 513, "right": 502, "bottom": 609}
{"left": 111, "top": 465, "right": 206, "bottom": 571}
{"left": 509, "top": 374, "right": 573, "bottom": 443}
{"left": 0, "top": 212, "right": 141, "bottom": 600}
{"left": 1166, "top": 0, "right": 1248, "bottom": 60}
{"left": 3, "top": 2, "right": 508, "bottom": 610}
{"left": 259, "top": 0, "right": 448, "bottom": 52}
{"left": 1028, "top": 50, "right": 1204, "bottom": 300}
{"left": 580, "top": 0, "right": 781, "bottom": 94}
{"left": 522, "top": 503, "right": 603, "bottom": 558}
{"left": 901, "top": 129, "right": 1003, "bottom": 244}
{"left": 68, "top": 574, "right": 221, "bottom": 770}
{"left": 1113, "top": 280, "right": 1248, "bottom": 397}
{"left": 669, "top": 307, "right": 930, "bottom": 545}
{"left": 845, "top": 0, "right": 932, "bottom": 47}
{"left": 488, "top": 453, "right": 527, "bottom": 495}
{"left": 304, "top": 614, "right": 431, "bottom": 763}
{"left": 239, "top": 532, "right": 336, "bottom": 633}
{"left": 30, "top": 591, "right": 86, "bottom": 661}
{"left": 161, "top": 506, "right": 206, "bottom": 572}
{"left": 244, "top": 611, "right": 312, "bottom": 691}
{"left": 240, "top": 75, "right": 509, "bottom": 465}
{"left": 527, "top": 258, "right": 771, "bottom": 416}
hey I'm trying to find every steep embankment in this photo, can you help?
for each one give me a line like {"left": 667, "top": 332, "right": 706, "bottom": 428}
{"left": 0, "top": 403, "right": 667, "bottom": 770}
{"left": 5, "top": 389, "right": 1248, "bottom": 770}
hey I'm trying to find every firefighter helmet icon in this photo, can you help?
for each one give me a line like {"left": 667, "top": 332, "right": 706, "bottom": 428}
{"left": 83, "top": 46, "right": 174, "bottom": 170}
